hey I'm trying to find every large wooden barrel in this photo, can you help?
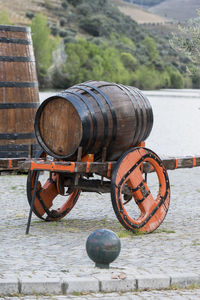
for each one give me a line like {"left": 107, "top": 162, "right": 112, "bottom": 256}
{"left": 35, "top": 81, "right": 153, "bottom": 161}
{"left": 0, "top": 25, "right": 40, "bottom": 158}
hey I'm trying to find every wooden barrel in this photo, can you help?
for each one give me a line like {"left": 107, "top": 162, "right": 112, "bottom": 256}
{"left": 0, "top": 25, "right": 40, "bottom": 158}
{"left": 35, "top": 81, "right": 153, "bottom": 161}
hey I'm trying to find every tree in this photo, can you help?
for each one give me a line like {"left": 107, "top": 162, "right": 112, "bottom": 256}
{"left": 31, "top": 13, "right": 59, "bottom": 87}
{"left": 171, "top": 12, "right": 200, "bottom": 64}
{"left": 121, "top": 52, "right": 137, "bottom": 70}
{"left": 142, "top": 36, "right": 159, "bottom": 63}
{"left": 170, "top": 10, "right": 200, "bottom": 86}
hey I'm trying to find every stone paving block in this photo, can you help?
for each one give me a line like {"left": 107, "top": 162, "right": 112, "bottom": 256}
{"left": 20, "top": 277, "right": 62, "bottom": 295}
{"left": 94, "top": 274, "right": 137, "bottom": 293}
{"left": 137, "top": 274, "right": 170, "bottom": 290}
{"left": 0, "top": 278, "right": 18, "bottom": 295}
{"left": 63, "top": 276, "right": 99, "bottom": 294}
{"left": 170, "top": 272, "right": 200, "bottom": 288}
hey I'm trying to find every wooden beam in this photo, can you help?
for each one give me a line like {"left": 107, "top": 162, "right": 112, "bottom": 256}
{"left": 1, "top": 155, "right": 200, "bottom": 173}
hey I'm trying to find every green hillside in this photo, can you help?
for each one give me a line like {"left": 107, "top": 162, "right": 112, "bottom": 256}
{"left": 0, "top": 0, "right": 195, "bottom": 89}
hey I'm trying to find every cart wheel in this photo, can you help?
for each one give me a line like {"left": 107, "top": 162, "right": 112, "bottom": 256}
{"left": 26, "top": 152, "right": 80, "bottom": 221}
{"left": 111, "top": 147, "right": 170, "bottom": 233}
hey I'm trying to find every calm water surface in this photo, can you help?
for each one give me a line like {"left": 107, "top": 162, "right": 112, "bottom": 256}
{"left": 39, "top": 89, "right": 200, "bottom": 157}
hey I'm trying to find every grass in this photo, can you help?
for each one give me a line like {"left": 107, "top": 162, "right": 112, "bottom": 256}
{"left": 117, "top": 227, "right": 146, "bottom": 238}
{"left": 117, "top": 227, "right": 175, "bottom": 238}
{"left": 192, "top": 240, "right": 200, "bottom": 246}
{"left": 11, "top": 186, "right": 17, "bottom": 190}
{"left": 155, "top": 228, "right": 176, "bottom": 234}
{"left": 24, "top": 217, "right": 122, "bottom": 234}
{"left": 28, "top": 219, "right": 176, "bottom": 238}
{"left": 117, "top": 229, "right": 134, "bottom": 238}
{"left": 170, "top": 283, "right": 200, "bottom": 290}
{"left": 72, "top": 291, "right": 83, "bottom": 296}
{"left": 11, "top": 184, "right": 25, "bottom": 191}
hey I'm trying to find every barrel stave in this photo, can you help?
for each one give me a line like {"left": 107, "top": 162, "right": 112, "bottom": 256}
{"left": 0, "top": 25, "right": 40, "bottom": 158}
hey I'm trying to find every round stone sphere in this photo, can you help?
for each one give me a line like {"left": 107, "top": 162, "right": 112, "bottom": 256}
{"left": 86, "top": 228, "right": 121, "bottom": 268}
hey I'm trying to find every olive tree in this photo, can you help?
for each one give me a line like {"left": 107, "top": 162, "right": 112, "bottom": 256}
{"left": 170, "top": 11, "right": 200, "bottom": 66}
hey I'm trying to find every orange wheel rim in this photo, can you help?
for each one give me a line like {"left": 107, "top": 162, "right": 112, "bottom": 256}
{"left": 111, "top": 147, "right": 170, "bottom": 233}
{"left": 27, "top": 170, "right": 80, "bottom": 221}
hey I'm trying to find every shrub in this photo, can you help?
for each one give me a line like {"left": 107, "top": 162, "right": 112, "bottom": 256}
{"left": 26, "top": 11, "right": 35, "bottom": 20}
{"left": 167, "top": 67, "right": 184, "bottom": 88}
{"left": 60, "top": 17, "right": 67, "bottom": 27}
{"left": 121, "top": 52, "right": 137, "bottom": 70}
{"left": 61, "top": 1, "right": 68, "bottom": 9}
{"left": 59, "top": 30, "right": 68, "bottom": 38}
{"left": 51, "top": 24, "right": 59, "bottom": 36}
{"left": 77, "top": 3, "right": 92, "bottom": 16}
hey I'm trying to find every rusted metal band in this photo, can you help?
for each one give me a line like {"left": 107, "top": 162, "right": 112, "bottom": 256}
{"left": 0, "top": 103, "right": 39, "bottom": 109}
{"left": 114, "top": 83, "right": 141, "bottom": 145}
{"left": 74, "top": 85, "right": 109, "bottom": 152}
{"left": 0, "top": 143, "right": 40, "bottom": 158}
{"left": 65, "top": 90, "right": 97, "bottom": 152}
{"left": 81, "top": 83, "right": 118, "bottom": 145}
{"left": 0, "top": 144, "right": 39, "bottom": 151}
{"left": 0, "top": 25, "right": 30, "bottom": 32}
{"left": 130, "top": 87, "right": 153, "bottom": 142}
{"left": 0, "top": 56, "right": 34, "bottom": 62}
{"left": 0, "top": 82, "right": 38, "bottom": 88}
{"left": 0, "top": 133, "right": 35, "bottom": 140}
{"left": 0, "top": 37, "right": 31, "bottom": 45}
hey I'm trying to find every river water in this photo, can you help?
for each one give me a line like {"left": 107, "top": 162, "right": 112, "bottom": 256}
{"left": 39, "top": 89, "right": 200, "bottom": 158}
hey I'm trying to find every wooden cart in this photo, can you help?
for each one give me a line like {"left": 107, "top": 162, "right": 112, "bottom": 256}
{"left": 1, "top": 81, "right": 199, "bottom": 234}
{"left": 1, "top": 149, "right": 200, "bottom": 234}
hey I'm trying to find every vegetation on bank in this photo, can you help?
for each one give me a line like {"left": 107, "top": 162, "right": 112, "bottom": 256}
{"left": 170, "top": 11, "right": 200, "bottom": 88}
{"left": 0, "top": 0, "right": 197, "bottom": 89}
{"left": 31, "top": 14, "right": 60, "bottom": 86}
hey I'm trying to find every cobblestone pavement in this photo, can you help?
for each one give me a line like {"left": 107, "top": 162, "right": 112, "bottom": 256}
{"left": 1, "top": 289, "right": 200, "bottom": 299}
{"left": 0, "top": 167, "right": 199, "bottom": 275}
{"left": 0, "top": 166, "right": 200, "bottom": 296}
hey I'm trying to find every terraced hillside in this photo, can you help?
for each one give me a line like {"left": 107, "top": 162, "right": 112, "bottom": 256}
{"left": 0, "top": 0, "right": 168, "bottom": 26}
{"left": 110, "top": 0, "right": 168, "bottom": 23}
{"left": 149, "top": 0, "right": 200, "bottom": 21}
{"left": 0, "top": 0, "right": 62, "bottom": 25}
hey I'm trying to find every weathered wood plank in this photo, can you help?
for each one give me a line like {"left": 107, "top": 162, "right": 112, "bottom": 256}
{"left": 1, "top": 155, "right": 200, "bottom": 173}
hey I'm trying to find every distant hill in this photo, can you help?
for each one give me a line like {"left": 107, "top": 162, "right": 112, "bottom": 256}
{"left": 0, "top": 0, "right": 195, "bottom": 89}
{"left": 110, "top": 0, "right": 168, "bottom": 24}
{"left": 149, "top": 0, "right": 200, "bottom": 21}
{"left": 123, "top": 0, "right": 165, "bottom": 8}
